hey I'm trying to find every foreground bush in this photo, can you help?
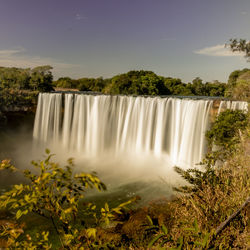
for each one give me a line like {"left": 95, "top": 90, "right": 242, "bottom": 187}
{"left": 146, "top": 110, "right": 249, "bottom": 249}
{"left": 0, "top": 150, "right": 135, "bottom": 248}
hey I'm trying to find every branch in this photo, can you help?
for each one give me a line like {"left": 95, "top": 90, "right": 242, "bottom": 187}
{"left": 215, "top": 197, "right": 250, "bottom": 235}
{"left": 50, "top": 215, "right": 65, "bottom": 249}
{"left": 32, "top": 209, "right": 50, "bottom": 220}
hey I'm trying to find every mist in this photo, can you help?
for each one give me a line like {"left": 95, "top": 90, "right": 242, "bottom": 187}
{"left": 0, "top": 115, "right": 181, "bottom": 202}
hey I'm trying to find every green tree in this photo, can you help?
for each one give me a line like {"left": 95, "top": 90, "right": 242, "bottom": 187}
{"left": 54, "top": 77, "right": 78, "bottom": 89}
{"left": 29, "top": 66, "right": 54, "bottom": 92}
{"left": 78, "top": 78, "right": 95, "bottom": 91}
{"left": 226, "top": 68, "right": 250, "bottom": 99}
{"left": 228, "top": 39, "right": 250, "bottom": 61}
{"left": 206, "top": 109, "right": 247, "bottom": 148}
{"left": 0, "top": 67, "right": 24, "bottom": 89}
{"left": 191, "top": 77, "right": 205, "bottom": 95}
{"left": 0, "top": 66, "right": 54, "bottom": 91}
{"left": 103, "top": 70, "right": 168, "bottom": 95}
{"left": 228, "top": 70, "right": 241, "bottom": 87}
{"left": 163, "top": 77, "right": 183, "bottom": 95}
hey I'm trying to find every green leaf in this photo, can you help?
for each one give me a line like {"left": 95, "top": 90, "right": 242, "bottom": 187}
{"left": 161, "top": 224, "right": 168, "bottom": 235}
{"left": 170, "top": 236, "right": 183, "bottom": 250}
{"left": 112, "top": 207, "right": 122, "bottom": 214}
{"left": 193, "top": 219, "right": 199, "bottom": 233}
{"left": 104, "top": 202, "right": 109, "bottom": 211}
{"left": 148, "top": 234, "right": 164, "bottom": 248}
{"left": 146, "top": 215, "right": 153, "bottom": 225}
{"left": 16, "top": 209, "right": 23, "bottom": 219}
{"left": 202, "top": 233, "right": 210, "bottom": 247}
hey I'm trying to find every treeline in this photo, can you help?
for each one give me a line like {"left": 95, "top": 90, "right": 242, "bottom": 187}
{"left": 54, "top": 70, "right": 229, "bottom": 97}
{"left": 0, "top": 66, "right": 54, "bottom": 116}
{"left": 0, "top": 66, "right": 54, "bottom": 92}
{"left": 0, "top": 65, "right": 249, "bottom": 98}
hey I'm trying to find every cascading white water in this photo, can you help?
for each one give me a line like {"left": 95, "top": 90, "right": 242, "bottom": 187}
{"left": 34, "top": 93, "right": 234, "bottom": 170}
{"left": 67, "top": 95, "right": 212, "bottom": 168}
{"left": 32, "top": 93, "right": 248, "bottom": 198}
{"left": 218, "top": 100, "right": 248, "bottom": 114}
{"left": 33, "top": 93, "right": 62, "bottom": 143}
{"left": 33, "top": 93, "right": 248, "bottom": 170}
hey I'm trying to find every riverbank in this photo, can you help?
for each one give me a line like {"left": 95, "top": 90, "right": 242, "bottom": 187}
{"left": 0, "top": 89, "right": 38, "bottom": 125}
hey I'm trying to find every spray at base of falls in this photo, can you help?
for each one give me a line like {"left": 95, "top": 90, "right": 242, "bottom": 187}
{"left": 33, "top": 93, "right": 248, "bottom": 172}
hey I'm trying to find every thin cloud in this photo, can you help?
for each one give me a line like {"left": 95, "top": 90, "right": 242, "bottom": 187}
{"left": 0, "top": 48, "right": 82, "bottom": 78}
{"left": 75, "top": 14, "right": 87, "bottom": 20}
{"left": 0, "top": 48, "right": 25, "bottom": 56}
{"left": 241, "top": 11, "right": 247, "bottom": 15}
{"left": 194, "top": 44, "right": 244, "bottom": 57}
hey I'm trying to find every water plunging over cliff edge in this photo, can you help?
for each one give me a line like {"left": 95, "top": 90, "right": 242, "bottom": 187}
{"left": 33, "top": 93, "right": 248, "bottom": 171}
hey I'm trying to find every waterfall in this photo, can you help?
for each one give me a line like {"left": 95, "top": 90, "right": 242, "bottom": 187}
{"left": 218, "top": 100, "right": 248, "bottom": 114}
{"left": 33, "top": 93, "right": 62, "bottom": 143}
{"left": 33, "top": 93, "right": 248, "bottom": 169}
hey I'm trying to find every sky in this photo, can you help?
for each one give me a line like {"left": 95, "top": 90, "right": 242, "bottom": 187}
{"left": 0, "top": 0, "right": 249, "bottom": 83}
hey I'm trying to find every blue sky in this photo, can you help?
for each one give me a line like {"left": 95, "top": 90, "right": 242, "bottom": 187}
{"left": 0, "top": 0, "right": 249, "bottom": 82}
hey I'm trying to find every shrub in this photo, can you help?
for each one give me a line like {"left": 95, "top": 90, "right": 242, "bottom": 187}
{"left": 0, "top": 150, "right": 107, "bottom": 248}
{"left": 145, "top": 109, "right": 249, "bottom": 249}
{"left": 0, "top": 150, "right": 136, "bottom": 248}
{"left": 206, "top": 109, "right": 248, "bottom": 148}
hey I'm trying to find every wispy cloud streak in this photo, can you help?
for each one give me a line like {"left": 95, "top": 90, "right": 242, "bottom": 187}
{"left": 0, "top": 48, "right": 82, "bottom": 78}
{"left": 0, "top": 48, "right": 26, "bottom": 56}
{"left": 194, "top": 44, "right": 244, "bottom": 57}
{"left": 75, "top": 14, "right": 87, "bottom": 20}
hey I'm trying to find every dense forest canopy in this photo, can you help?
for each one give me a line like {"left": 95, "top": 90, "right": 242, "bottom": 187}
{"left": 54, "top": 70, "right": 232, "bottom": 97}
{"left": 0, "top": 65, "right": 249, "bottom": 98}
{"left": 0, "top": 66, "right": 54, "bottom": 92}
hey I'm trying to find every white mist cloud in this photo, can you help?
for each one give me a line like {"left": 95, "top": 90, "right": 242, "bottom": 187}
{"left": 194, "top": 44, "right": 244, "bottom": 57}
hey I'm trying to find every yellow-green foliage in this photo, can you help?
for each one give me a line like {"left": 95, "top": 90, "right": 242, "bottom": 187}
{"left": 0, "top": 224, "right": 51, "bottom": 249}
{"left": 0, "top": 150, "right": 106, "bottom": 248}
{"left": 0, "top": 150, "right": 136, "bottom": 249}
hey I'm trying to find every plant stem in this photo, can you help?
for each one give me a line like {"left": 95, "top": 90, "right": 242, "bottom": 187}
{"left": 50, "top": 215, "right": 64, "bottom": 249}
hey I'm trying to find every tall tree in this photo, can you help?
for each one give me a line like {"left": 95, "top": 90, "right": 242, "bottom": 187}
{"left": 29, "top": 65, "right": 54, "bottom": 92}
{"left": 227, "top": 39, "right": 250, "bottom": 61}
